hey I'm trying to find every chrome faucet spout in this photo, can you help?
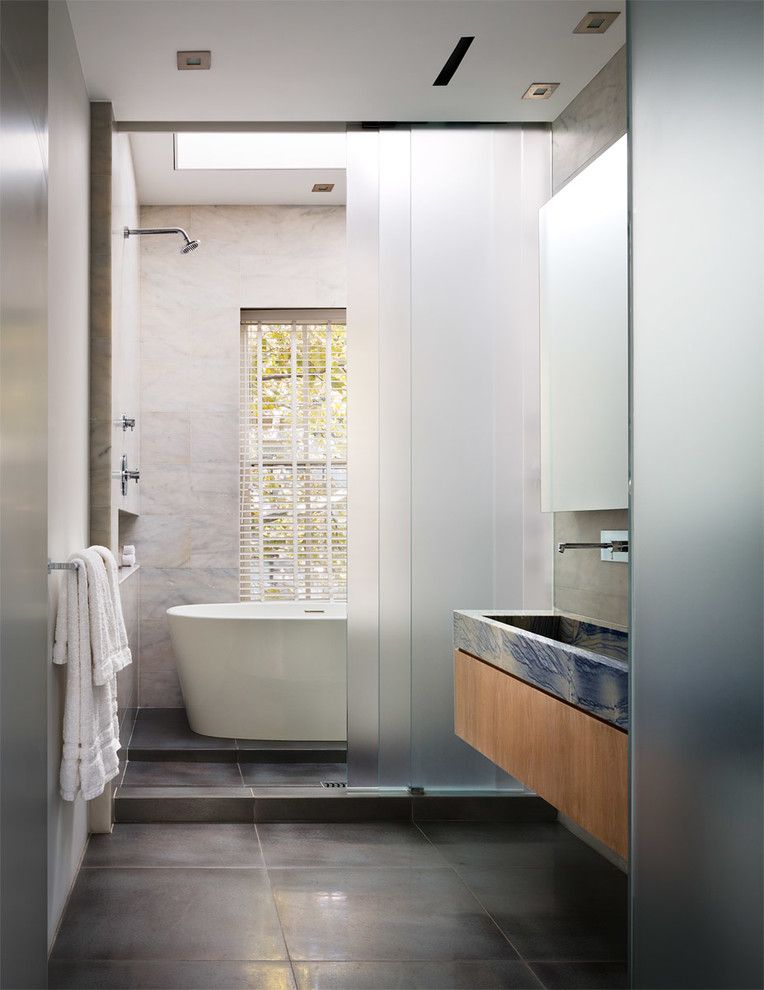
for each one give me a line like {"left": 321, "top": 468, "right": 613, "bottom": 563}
{"left": 557, "top": 540, "right": 629, "bottom": 554}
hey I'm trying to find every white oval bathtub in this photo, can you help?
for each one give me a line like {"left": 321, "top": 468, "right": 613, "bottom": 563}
{"left": 166, "top": 602, "right": 347, "bottom": 741}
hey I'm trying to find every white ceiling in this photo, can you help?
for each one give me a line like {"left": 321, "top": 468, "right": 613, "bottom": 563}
{"left": 130, "top": 132, "right": 347, "bottom": 205}
{"left": 67, "top": 0, "right": 625, "bottom": 123}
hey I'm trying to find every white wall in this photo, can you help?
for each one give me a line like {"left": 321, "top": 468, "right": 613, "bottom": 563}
{"left": 47, "top": 0, "right": 90, "bottom": 947}
{"left": 346, "top": 127, "right": 553, "bottom": 788}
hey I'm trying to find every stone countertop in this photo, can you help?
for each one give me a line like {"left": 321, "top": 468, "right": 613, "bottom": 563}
{"left": 454, "top": 609, "right": 628, "bottom": 731}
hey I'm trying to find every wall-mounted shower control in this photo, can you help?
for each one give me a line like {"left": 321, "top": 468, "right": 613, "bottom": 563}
{"left": 116, "top": 414, "right": 136, "bottom": 431}
{"left": 115, "top": 453, "right": 140, "bottom": 497}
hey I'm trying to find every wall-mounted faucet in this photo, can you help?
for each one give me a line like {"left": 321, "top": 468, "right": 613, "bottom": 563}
{"left": 557, "top": 540, "right": 629, "bottom": 554}
{"left": 115, "top": 453, "right": 140, "bottom": 497}
{"left": 115, "top": 414, "right": 136, "bottom": 432}
{"left": 557, "top": 530, "right": 629, "bottom": 562}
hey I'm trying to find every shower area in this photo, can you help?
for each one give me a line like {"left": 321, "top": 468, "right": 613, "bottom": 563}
{"left": 110, "top": 122, "right": 552, "bottom": 816}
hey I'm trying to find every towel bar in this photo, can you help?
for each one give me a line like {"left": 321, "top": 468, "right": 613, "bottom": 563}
{"left": 47, "top": 560, "right": 80, "bottom": 573}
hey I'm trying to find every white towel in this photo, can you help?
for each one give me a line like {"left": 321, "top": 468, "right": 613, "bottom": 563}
{"left": 53, "top": 553, "right": 124, "bottom": 802}
{"left": 80, "top": 546, "right": 132, "bottom": 686}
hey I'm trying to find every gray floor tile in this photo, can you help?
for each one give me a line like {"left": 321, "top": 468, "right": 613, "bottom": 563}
{"left": 51, "top": 868, "right": 287, "bottom": 961}
{"left": 130, "top": 708, "right": 235, "bottom": 751}
{"left": 242, "top": 763, "right": 347, "bottom": 786}
{"left": 258, "top": 823, "right": 448, "bottom": 869}
{"left": 460, "top": 866, "right": 627, "bottom": 962}
{"left": 49, "top": 959, "right": 296, "bottom": 989}
{"left": 84, "top": 824, "right": 264, "bottom": 869}
{"left": 528, "top": 961, "right": 628, "bottom": 989}
{"left": 292, "top": 960, "right": 542, "bottom": 989}
{"left": 122, "top": 760, "right": 243, "bottom": 787}
{"left": 269, "top": 867, "right": 518, "bottom": 961}
{"left": 417, "top": 822, "right": 615, "bottom": 871}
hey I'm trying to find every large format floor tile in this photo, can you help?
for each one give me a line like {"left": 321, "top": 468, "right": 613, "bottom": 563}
{"left": 269, "top": 867, "right": 518, "bottom": 962}
{"left": 122, "top": 760, "right": 244, "bottom": 787}
{"left": 528, "top": 960, "right": 628, "bottom": 990}
{"left": 292, "top": 960, "right": 543, "bottom": 989}
{"left": 84, "top": 824, "right": 264, "bottom": 869}
{"left": 460, "top": 865, "right": 628, "bottom": 961}
{"left": 417, "top": 822, "right": 614, "bottom": 871}
{"left": 129, "top": 708, "right": 235, "bottom": 751}
{"left": 51, "top": 868, "right": 287, "bottom": 961}
{"left": 259, "top": 823, "right": 447, "bottom": 869}
{"left": 241, "top": 762, "right": 347, "bottom": 786}
{"left": 49, "top": 960, "right": 296, "bottom": 990}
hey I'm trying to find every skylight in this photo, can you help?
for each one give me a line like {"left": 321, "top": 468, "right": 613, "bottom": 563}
{"left": 174, "top": 132, "right": 347, "bottom": 171}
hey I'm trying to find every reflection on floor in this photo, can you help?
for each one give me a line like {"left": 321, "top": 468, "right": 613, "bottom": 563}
{"left": 121, "top": 707, "right": 348, "bottom": 788}
{"left": 49, "top": 821, "right": 627, "bottom": 990}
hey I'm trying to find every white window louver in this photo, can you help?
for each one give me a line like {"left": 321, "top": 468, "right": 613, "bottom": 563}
{"left": 240, "top": 310, "right": 347, "bottom": 603}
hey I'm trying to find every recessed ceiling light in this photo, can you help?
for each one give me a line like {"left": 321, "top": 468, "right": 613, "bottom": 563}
{"left": 433, "top": 36, "right": 475, "bottom": 86}
{"left": 312, "top": 183, "right": 335, "bottom": 193}
{"left": 177, "top": 50, "right": 211, "bottom": 70}
{"left": 573, "top": 11, "right": 620, "bottom": 34}
{"left": 521, "top": 83, "right": 560, "bottom": 101}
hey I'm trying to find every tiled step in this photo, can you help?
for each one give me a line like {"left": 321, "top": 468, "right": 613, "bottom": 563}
{"left": 126, "top": 708, "right": 347, "bottom": 763}
{"left": 113, "top": 786, "right": 556, "bottom": 825}
{"left": 120, "top": 760, "right": 349, "bottom": 788}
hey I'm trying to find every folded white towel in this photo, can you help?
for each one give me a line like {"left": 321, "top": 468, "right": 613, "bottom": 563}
{"left": 80, "top": 546, "right": 132, "bottom": 686}
{"left": 53, "top": 555, "right": 121, "bottom": 802}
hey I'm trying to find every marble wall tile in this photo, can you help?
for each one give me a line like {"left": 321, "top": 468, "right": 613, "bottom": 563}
{"left": 116, "top": 570, "right": 140, "bottom": 717}
{"left": 138, "top": 205, "right": 346, "bottom": 705}
{"left": 89, "top": 102, "right": 113, "bottom": 176}
{"left": 136, "top": 464, "right": 192, "bottom": 515}
{"left": 141, "top": 411, "right": 191, "bottom": 468}
{"left": 130, "top": 514, "right": 192, "bottom": 568}
{"left": 140, "top": 667, "right": 184, "bottom": 708}
{"left": 139, "top": 618, "right": 174, "bottom": 671}
{"left": 190, "top": 411, "right": 238, "bottom": 465}
{"left": 190, "top": 513, "right": 239, "bottom": 570}
{"left": 190, "top": 464, "right": 238, "bottom": 497}
{"left": 139, "top": 566, "right": 238, "bottom": 620}
{"left": 553, "top": 509, "right": 629, "bottom": 628}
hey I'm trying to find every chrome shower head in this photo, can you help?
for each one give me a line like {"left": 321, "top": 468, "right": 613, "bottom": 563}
{"left": 124, "top": 226, "right": 200, "bottom": 255}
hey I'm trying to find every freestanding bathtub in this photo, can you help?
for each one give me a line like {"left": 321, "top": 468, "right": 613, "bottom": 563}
{"left": 166, "top": 602, "right": 347, "bottom": 741}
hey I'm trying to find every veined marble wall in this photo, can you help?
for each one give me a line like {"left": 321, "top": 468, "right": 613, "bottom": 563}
{"left": 134, "top": 205, "right": 346, "bottom": 707}
{"left": 551, "top": 47, "right": 629, "bottom": 629}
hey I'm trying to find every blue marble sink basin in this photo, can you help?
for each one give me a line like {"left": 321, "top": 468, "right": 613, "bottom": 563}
{"left": 454, "top": 610, "right": 629, "bottom": 730}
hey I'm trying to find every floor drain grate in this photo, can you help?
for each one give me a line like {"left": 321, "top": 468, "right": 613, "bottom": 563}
{"left": 321, "top": 780, "right": 347, "bottom": 788}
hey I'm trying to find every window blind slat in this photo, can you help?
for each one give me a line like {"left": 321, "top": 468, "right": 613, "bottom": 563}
{"left": 240, "top": 315, "right": 347, "bottom": 603}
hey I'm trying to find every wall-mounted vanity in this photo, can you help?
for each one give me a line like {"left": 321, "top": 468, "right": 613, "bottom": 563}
{"left": 454, "top": 136, "right": 630, "bottom": 860}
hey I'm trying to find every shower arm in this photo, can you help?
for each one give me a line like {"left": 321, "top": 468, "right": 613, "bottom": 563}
{"left": 124, "top": 226, "right": 191, "bottom": 240}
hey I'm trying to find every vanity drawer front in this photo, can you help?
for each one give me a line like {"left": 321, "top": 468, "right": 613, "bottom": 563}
{"left": 454, "top": 649, "right": 628, "bottom": 858}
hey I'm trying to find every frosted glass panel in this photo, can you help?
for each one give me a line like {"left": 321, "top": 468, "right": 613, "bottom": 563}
{"left": 540, "top": 135, "right": 628, "bottom": 512}
{"left": 346, "top": 126, "right": 552, "bottom": 789}
{"left": 630, "top": 2, "right": 763, "bottom": 987}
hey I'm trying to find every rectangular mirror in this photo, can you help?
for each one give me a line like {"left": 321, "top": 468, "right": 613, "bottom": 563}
{"left": 540, "top": 135, "right": 628, "bottom": 512}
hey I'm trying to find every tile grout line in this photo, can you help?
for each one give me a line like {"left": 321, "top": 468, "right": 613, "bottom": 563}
{"left": 411, "top": 821, "right": 541, "bottom": 982}
{"left": 254, "top": 822, "right": 299, "bottom": 990}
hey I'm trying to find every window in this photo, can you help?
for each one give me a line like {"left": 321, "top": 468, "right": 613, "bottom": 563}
{"left": 240, "top": 310, "right": 347, "bottom": 602}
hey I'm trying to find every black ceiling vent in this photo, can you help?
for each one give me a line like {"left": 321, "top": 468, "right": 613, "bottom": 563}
{"left": 433, "top": 36, "right": 475, "bottom": 86}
